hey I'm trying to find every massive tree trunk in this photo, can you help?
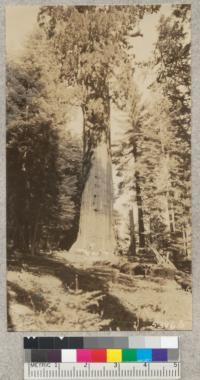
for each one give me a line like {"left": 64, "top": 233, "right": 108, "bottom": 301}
{"left": 73, "top": 138, "right": 116, "bottom": 254}
{"left": 71, "top": 80, "right": 116, "bottom": 254}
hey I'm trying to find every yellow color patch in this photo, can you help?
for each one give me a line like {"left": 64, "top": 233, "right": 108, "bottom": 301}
{"left": 107, "top": 349, "right": 122, "bottom": 362}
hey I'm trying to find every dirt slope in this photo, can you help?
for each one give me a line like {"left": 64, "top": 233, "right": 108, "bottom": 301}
{"left": 7, "top": 251, "right": 192, "bottom": 331}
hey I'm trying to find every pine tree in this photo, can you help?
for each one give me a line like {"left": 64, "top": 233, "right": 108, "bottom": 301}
{"left": 111, "top": 4, "right": 191, "bottom": 266}
{"left": 155, "top": 4, "right": 191, "bottom": 260}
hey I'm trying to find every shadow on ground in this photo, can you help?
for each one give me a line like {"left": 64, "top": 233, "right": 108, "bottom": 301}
{"left": 8, "top": 254, "right": 141, "bottom": 331}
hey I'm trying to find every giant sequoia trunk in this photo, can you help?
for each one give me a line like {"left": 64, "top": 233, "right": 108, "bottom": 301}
{"left": 71, "top": 80, "right": 116, "bottom": 254}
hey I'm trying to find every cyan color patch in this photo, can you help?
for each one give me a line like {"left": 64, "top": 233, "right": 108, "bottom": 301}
{"left": 136, "top": 349, "right": 152, "bottom": 362}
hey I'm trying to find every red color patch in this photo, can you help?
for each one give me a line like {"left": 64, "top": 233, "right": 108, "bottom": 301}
{"left": 91, "top": 349, "right": 107, "bottom": 362}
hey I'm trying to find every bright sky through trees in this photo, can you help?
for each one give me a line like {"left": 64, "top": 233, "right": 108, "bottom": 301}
{"left": 6, "top": 5, "right": 171, "bottom": 61}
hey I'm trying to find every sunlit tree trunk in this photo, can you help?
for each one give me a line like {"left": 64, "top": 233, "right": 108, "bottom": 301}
{"left": 71, "top": 80, "right": 116, "bottom": 254}
{"left": 128, "top": 141, "right": 145, "bottom": 255}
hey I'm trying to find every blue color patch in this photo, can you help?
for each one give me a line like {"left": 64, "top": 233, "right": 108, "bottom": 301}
{"left": 137, "top": 349, "right": 152, "bottom": 362}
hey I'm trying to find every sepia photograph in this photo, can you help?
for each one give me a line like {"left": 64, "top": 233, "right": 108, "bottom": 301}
{"left": 6, "top": 4, "right": 192, "bottom": 331}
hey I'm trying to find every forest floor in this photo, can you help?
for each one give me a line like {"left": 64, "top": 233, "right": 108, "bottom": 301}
{"left": 7, "top": 251, "right": 192, "bottom": 331}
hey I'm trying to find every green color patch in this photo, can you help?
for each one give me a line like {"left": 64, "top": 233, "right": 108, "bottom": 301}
{"left": 122, "top": 349, "right": 137, "bottom": 362}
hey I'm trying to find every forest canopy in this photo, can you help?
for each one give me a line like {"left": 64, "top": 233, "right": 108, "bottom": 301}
{"left": 7, "top": 4, "right": 191, "bottom": 268}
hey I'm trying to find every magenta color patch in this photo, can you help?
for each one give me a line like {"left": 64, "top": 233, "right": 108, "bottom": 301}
{"left": 77, "top": 349, "right": 92, "bottom": 362}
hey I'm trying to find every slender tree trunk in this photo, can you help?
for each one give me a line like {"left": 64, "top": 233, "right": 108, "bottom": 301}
{"left": 149, "top": 216, "right": 153, "bottom": 243}
{"left": 169, "top": 201, "right": 175, "bottom": 233}
{"left": 71, "top": 80, "right": 116, "bottom": 254}
{"left": 135, "top": 171, "right": 145, "bottom": 249}
{"left": 165, "top": 193, "right": 175, "bottom": 234}
{"left": 164, "top": 194, "right": 171, "bottom": 233}
{"left": 129, "top": 202, "right": 140, "bottom": 256}
{"left": 30, "top": 208, "right": 40, "bottom": 256}
{"left": 185, "top": 223, "right": 191, "bottom": 258}
{"left": 129, "top": 208, "right": 136, "bottom": 256}
{"left": 160, "top": 134, "right": 176, "bottom": 235}
{"left": 182, "top": 225, "right": 188, "bottom": 256}
{"left": 131, "top": 137, "right": 145, "bottom": 253}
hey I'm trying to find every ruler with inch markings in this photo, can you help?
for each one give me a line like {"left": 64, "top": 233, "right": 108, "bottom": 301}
{"left": 24, "top": 362, "right": 181, "bottom": 379}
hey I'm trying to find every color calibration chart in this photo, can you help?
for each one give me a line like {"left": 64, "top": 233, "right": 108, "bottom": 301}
{"left": 24, "top": 336, "right": 180, "bottom": 379}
